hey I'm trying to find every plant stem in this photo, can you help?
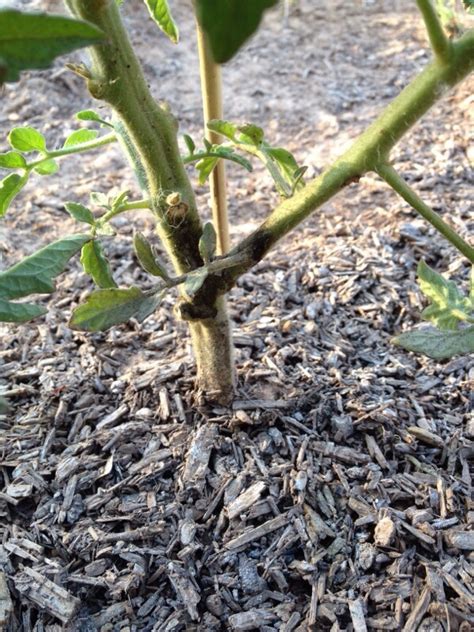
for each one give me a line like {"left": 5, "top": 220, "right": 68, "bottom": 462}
{"left": 67, "top": 0, "right": 203, "bottom": 275}
{"left": 98, "top": 198, "right": 152, "bottom": 225}
{"left": 416, "top": 0, "right": 451, "bottom": 60}
{"left": 27, "top": 132, "right": 117, "bottom": 168}
{"left": 376, "top": 163, "right": 474, "bottom": 263}
{"left": 227, "top": 28, "right": 474, "bottom": 276}
{"left": 196, "top": 21, "right": 230, "bottom": 255}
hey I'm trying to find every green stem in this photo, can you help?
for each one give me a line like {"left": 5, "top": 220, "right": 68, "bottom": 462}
{"left": 27, "top": 132, "right": 117, "bottom": 168}
{"left": 227, "top": 29, "right": 474, "bottom": 275}
{"left": 67, "top": 0, "right": 203, "bottom": 275}
{"left": 377, "top": 163, "right": 474, "bottom": 263}
{"left": 98, "top": 198, "right": 152, "bottom": 225}
{"left": 416, "top": 0, "right": 451, "bottom": 60}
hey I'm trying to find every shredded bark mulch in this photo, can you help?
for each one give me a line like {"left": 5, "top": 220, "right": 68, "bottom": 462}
{"left": 0, "top": 1, "right": 473, "bottom": 630}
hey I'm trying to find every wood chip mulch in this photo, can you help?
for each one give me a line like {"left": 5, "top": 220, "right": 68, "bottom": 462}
{"left": 1, "top": 1, "right": 473, "bottom": 629}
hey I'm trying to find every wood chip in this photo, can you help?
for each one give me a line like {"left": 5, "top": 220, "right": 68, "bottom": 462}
{"left": 226, "top": 481, "right": 266, "bottom": 520}
{"left": 224, "top": 514, "right": 289, "bottom": 550}
{"left": 14, "top": 567, "right": 80, "bottom": 623}
{"left": 0, "top": 571, "right": 12, "bottom": 629}
{"left": 348, "top": 597, "right": 368, "bottom": 632}
{"left": 182, "top": 424, "right": 218, "bottom": 483}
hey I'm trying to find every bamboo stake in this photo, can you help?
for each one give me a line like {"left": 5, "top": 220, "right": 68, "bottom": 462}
{"left": 196, "top": 22, "right": 230, "bottom": 255}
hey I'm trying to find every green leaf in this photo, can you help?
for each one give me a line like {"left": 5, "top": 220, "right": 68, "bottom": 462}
{"left": 8, "top": 126, "right": 46, "bottom": 152}
{"left": 34, "top": 158, "right": 59, "bottom": 176}
{"left": 393, "top": 326, "right": 474, "bottom": 359}
{"left": 418, "top": 260, "right": 471, "bottom": 330}
{"left": 462, "top": 0, "right": 474, "bottom": 14}
{"left": 184, "top": 268, "right": 208, "bottom": 298}
{"left": 76, "top": 110, "right": 112, "bottom": 127}
{"left": 196, "top": 155, "right": 219, "bottom": 185}
{"left": 65, "top": 202, "right": 95, "bottom": 226}
{"left": 80, "top": 241, "right": 116, "bottom": 289}
{"left": 192, "top": 145, "right": 252, "bottom": 184}
{"left": 183, "top": 134, "right": 196, "bottom": 155}
{"left": 195, "top": 0, "right": 278, "bottom": 63}
{"left": 0, "top": 9, "right": 104, "bottom": 84}
{"left": 63, "top": 129, "right": 98, "bottom": 148}
{"left": 0, "top": 173, "right": 28, "bottom": 217}
{"left": 70, "top": 286, "right": 162, "bottom": 331}
{"left": 0, "top": 151, "right": 27, "bottom": 169}
{"left": 207, "top": 120, "right": 238, "bottom": 141}
{"left": 238, "top": 123, "right": 264, "bottom": 146}
{"left": 199, "top": 222, "right": 217, "bottom": 263}
{"left": 0, "top": 234, "right": 90, "bottom": 300}
{"left": 133, "top": 232, "right": 169, "bottom": 279}
{"left": 90, "top": 191, "right": 109, "bottom": 208}
{"left": 0, "top": 297, "right": 47, "bottom": 323}
{"left": 143, "top": 0, "right": 179, "bottom": 44}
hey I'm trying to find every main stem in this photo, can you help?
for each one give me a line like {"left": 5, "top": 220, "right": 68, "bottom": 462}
{"left": 67, "top": 0, "right": 235, "bottom": 402}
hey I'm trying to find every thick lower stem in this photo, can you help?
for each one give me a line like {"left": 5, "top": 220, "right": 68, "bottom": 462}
{"left": 188, "top": 297, "right": 235, "bottom": 403}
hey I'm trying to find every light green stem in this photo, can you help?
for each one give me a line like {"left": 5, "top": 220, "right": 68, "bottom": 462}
{"left": 98, "top": 198, "right": 152, "bottom": 225}
{"left": 377, "top": 163, "right": 474, "bottom": 263}
{"left": 229, "top": 29, "right": 474, "bottom": 272}
{"left": 27, "top": 132, "right": 117, "bottom": 169}
{"left": 416, "top": 0, "right": 451, "bottom": 59}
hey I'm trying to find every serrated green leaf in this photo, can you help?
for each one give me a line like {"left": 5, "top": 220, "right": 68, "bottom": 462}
{"left": 207, "top": 120, "right": 237, "bottom": 141}
{"left": 65, "top": 202, "right": 95, "bottom": 225}
{"left": 184, "top": 268, "right": 208, "bottom": 298}
{"left": 8, "top": 126, "right": 46, "bottom": 152}
{"left": 133, "top": 232, "right": 169, "bottom": 279}
{"left": 196, "top": 155, "right": 219, "bottom": 185}
{"left": 34, "top": 158, "right": 58, "bottom": 176}
{"left": 199, "top": 222, "right": 217, "bottom": 263}
{"left": 0, "top": 234, "right": 90, "bottom": 300}
{"left": 0, "top": 9, "right": 104, "bottom": 84}
{"left": 63, "top": 128, "right": 98, "bottom": 148}
{"left": 183, "top": 134, "right": 196, "bottom": 155}
{"left": 393, "top": 326, "right": 474, "bottom": 359}
{"left": 417, "top": 260, "right": 471, "bottom": 329}
{"left": 195, "top": 0, "right": 278, "bottom": 63}
{"left": 143, "top": 0, "right": 179, "bottom": 44}
{"left": 0, "top": 297, "right": 47, "bottom": 323}
{"left": 70, "top": 286, "right": 162, "bottom": 331}
{"left": 0, "top": 172, "right": 28, "bottom": 217}
{"left": 80, "top": 241, "right": 116, "bottom": 289}
{"left": 238, "top": 123, "right": 264, "bottom": 146}
{"left": 0, "top": 151, "right": 27, "bottom": 169}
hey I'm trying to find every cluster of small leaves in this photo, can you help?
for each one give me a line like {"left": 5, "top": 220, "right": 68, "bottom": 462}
{"left": 207, "top": 120, "right": 306, "bottom": 198}
{"left": 0, "top": 9, "right": 103, "bottom": 85}
{"left": 393, "top": 261, "right": 474, "bottom": 359}
{"left": 183, "top": 134, "right": 252, "bottom": 185}
{"left": 0, "top": 113, "right": 115, "bottom": 218}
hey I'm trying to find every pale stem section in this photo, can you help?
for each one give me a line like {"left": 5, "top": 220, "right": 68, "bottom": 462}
{"left": 196, "top": 22, "right": 230, "bottom": 255}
